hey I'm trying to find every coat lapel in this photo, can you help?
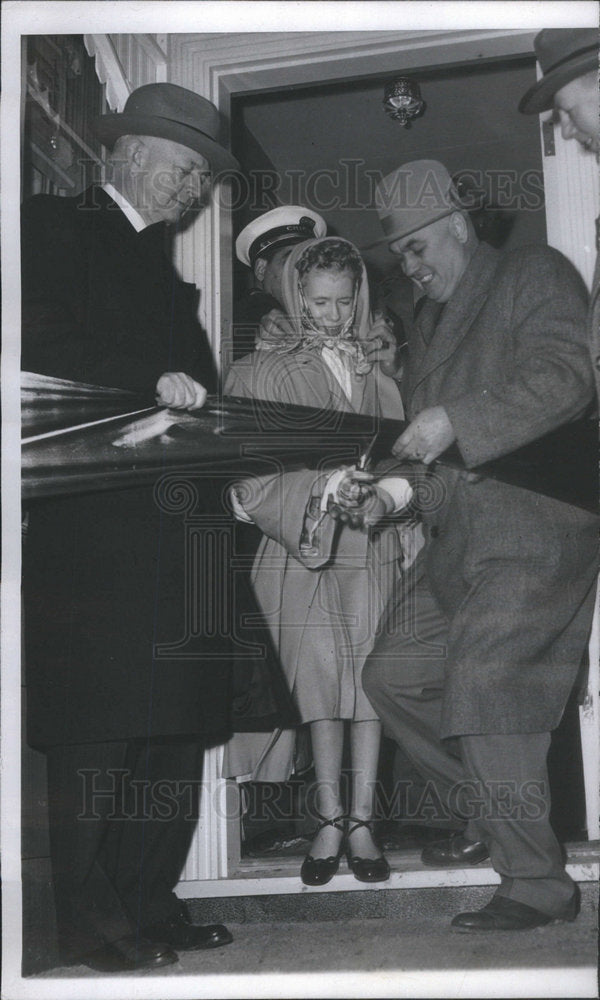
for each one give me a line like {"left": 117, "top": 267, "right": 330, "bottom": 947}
{"left": 280, "top": 352, "right": 352, "bottom": 411}
{"left": 407, "top": 243, "right": 501, "bottom": 408}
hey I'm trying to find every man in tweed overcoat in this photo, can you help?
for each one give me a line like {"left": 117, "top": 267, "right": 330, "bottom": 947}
{"left": 360, "top": 158, "right": 598, "bottom": 931}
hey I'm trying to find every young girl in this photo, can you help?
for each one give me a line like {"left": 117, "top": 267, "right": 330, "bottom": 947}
{"left": 224, "top": 237, "right": 416, "bottom": 884}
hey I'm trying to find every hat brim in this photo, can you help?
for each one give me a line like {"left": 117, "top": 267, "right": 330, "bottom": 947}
{"left": 245, "top": 233, "right": 320, "bottom": 267}
{"left": 362, "top": 208, "right": 455, "bottom": 252}
{"left": 519, "top": 48, "right": 598, "bottom": 114}
{"left": 92, "top": 112, "right": 239, "bottom": 172}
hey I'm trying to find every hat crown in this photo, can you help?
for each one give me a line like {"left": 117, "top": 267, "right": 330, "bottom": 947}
{"left": 519, "top": 27, "right": 599, "bottom": 115}
{"left": 372, "top": 159, "right": 459, "bottom": 245}
{"left": 376, "top": 159, "right": 454, "bottom": 213}
{"left": 534, "top": 28, "right": 599, "bottom": 75}
{"left": 122, "top": 83, "right": 220, "bottom": 141}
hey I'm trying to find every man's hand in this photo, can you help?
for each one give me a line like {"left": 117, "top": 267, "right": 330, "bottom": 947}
{"left": 255, "top": 308, "right": 298, "bottom": 351}
{"left": 362, "top": 311, "right": 401, "bottom": 377}
{"left": 392, "top": 406, "right": 456, "bottom": 464}
{"left": 155, "top": 372, "right": 207, "bottom": 410}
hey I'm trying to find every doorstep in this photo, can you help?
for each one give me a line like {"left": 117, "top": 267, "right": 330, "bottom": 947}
{"left": 176, "top": 840, "right": 600, "bottom": 899}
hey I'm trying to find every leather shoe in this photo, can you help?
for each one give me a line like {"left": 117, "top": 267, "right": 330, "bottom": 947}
{"left": 301, "top": 815, "right": 345, "bottom": 886}
{"left": 345, "top": 817, "right": 391, "bottom": 884}
{"left": 143, "top": 913, "right": 233, "bottom": 951}
{"left": 451, "top": 890, "right": 580, "bottom": 932}
{"left": 421, "top": 833, "right": 489, "bottom": 867}
{"left": 81, "top": 935, "right": 178, "bottom": 972}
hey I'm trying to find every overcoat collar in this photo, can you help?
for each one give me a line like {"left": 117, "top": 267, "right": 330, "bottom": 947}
{"left": 406, "top": 241, "right": 501, "bottom": 407}
{"left": 78, "top": 185, "right": 168, "bottom": 249}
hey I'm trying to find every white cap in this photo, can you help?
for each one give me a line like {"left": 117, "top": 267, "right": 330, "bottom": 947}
{"left": 235, "top": 205, "right": 327, "bottom": 267}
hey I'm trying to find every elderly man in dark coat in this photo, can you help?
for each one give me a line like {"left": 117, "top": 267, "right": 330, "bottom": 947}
{"left": 354, "top": 159, "right": 598, "bottom": 931}
{"left": 22, "top": 84, "right": 243, "bottom": 972}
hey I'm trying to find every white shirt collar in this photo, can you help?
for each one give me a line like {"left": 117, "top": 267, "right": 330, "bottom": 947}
{"left": 102, "top": 182, "right": 149, "bottom": 233}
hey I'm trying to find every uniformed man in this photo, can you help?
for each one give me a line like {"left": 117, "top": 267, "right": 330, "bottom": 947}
{"left": 232, "top": 205, "right": 326, "bottom": 357}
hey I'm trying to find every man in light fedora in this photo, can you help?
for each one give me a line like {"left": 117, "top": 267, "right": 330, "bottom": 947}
{"left": 519, "top": 28, "right": 600, "bottom": 396}
{"left": 351, "top": 158, "right": 599, "bottom": 931}
{"left": 21, "top": 84, "right": 240, "bottom": 971}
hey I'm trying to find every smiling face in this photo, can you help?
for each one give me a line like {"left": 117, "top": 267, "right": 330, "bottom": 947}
{"left": 389, "top": 213, "right": 472, "bottom": 303}
{"left": 553, "top": 73, "right": 600, "bottom": 154}
{"left": 127, "top": 135, "right": 211, "bottom": 225}
{"left": 301, "top": 268, "right": 355, "bottom": 336}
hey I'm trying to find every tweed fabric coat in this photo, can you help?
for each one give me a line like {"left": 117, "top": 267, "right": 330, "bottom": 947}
{"left": 392, "top": 240, "right": 598, "bottom": 738}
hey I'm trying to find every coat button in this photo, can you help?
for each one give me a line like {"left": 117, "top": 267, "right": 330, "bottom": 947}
{"left": 595, "top": 355, "right": 600, "bottom": 371}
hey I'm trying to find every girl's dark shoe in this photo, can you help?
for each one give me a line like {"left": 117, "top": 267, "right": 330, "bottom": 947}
{"left": 346, "top": 817, "right": 391, "bottom": 883}
{"left": 300, "top": 815, "right": 346, "bottom": 886}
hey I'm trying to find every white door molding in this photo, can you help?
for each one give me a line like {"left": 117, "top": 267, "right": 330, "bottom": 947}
{"left": 166, "top": 29, "right": 538, "bottom": 373}
{"left": 166, "top": 29, "right": 544, "bottom": 881}
{"left": 538, "top": 109, "right": 598, "bottom": 291}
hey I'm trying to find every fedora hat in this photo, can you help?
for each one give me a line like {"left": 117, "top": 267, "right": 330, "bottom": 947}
{"left": 92, "top": 83, "right": 239, "bottom": 172}
{"left": 519, "top": 29, "right": 599, "bottom": 115}
{"left": 366, "top": 159, "right": 463, "bottom": 250}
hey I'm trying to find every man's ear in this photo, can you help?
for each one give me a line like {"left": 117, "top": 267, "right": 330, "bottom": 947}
{"left": 449, "top": 212, "right": 469, "bottom": 244}
{"left": 121, "top": 135, "right": 146, "bottom": 170}
{"left": 254, "top": 257, "right": 268, "bottom": 284}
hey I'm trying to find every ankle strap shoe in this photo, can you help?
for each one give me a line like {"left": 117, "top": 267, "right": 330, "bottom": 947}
{"left": 345, "top": 817, "right": 391, "bottom": 884}
{"left": 300, "top": 815, "right": 345, "bottom": 887}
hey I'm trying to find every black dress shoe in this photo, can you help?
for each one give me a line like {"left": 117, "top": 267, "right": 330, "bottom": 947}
{"left": 345, "top": 817, "right": 390, "bottom": 884}
{"left": 451, "top": 890, "right": 580, "bottom": 932}
{"left": 81, "top": 935, "right": 178, "bottom": 972}
{"left": 300, "top": 815, "right": 345, "bottom": 886}
{"left": 143, "top": 915, "right": 233, "bottom": 951}
{"left": 421, "top": 833, "right": 489, "bottom": 867}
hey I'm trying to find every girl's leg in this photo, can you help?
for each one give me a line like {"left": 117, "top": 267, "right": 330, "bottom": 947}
{"left": 348, "top": 719, "right": 383, "bottom": 860}
{"left": 308, "top": 718, "right": 345, "bottom": 858}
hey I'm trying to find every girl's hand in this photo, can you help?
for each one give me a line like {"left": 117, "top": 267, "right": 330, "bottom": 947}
{"left": 327, "top": 469, "right": 395, "bottom": 531}
{"left": 362, "top": 312, "right": 401, "bottom": 378}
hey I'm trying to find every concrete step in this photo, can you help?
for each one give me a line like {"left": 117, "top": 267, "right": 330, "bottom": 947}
{"left": 40, "top": 883, "right": 599, "bottom": 997}
{"left": 185, "top": 878, "right": 599, "bottom": 927}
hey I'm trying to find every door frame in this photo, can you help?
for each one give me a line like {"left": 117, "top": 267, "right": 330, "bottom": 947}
{"left": 162, "top": 28, "right": 599, "bottom": 886}
{"left": 167, "top": 29, "right": 541, "bottom": 367}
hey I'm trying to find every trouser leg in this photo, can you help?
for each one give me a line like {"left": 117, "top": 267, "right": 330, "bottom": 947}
{"left": 460, "top": 732, "right": 575, "bottom": 915}
{"left": 363, "top": 576, "right": 469, "bottom": 826}
{"left": 100, "top": 740, "right": 205, "bottom": 928}
{"left": 46, "top": 741, "right": 134, "bottom": 960}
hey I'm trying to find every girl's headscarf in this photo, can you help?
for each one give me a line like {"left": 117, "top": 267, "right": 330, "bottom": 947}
{"left": 267, "top": 236, "right": 373, "bottom": 376}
